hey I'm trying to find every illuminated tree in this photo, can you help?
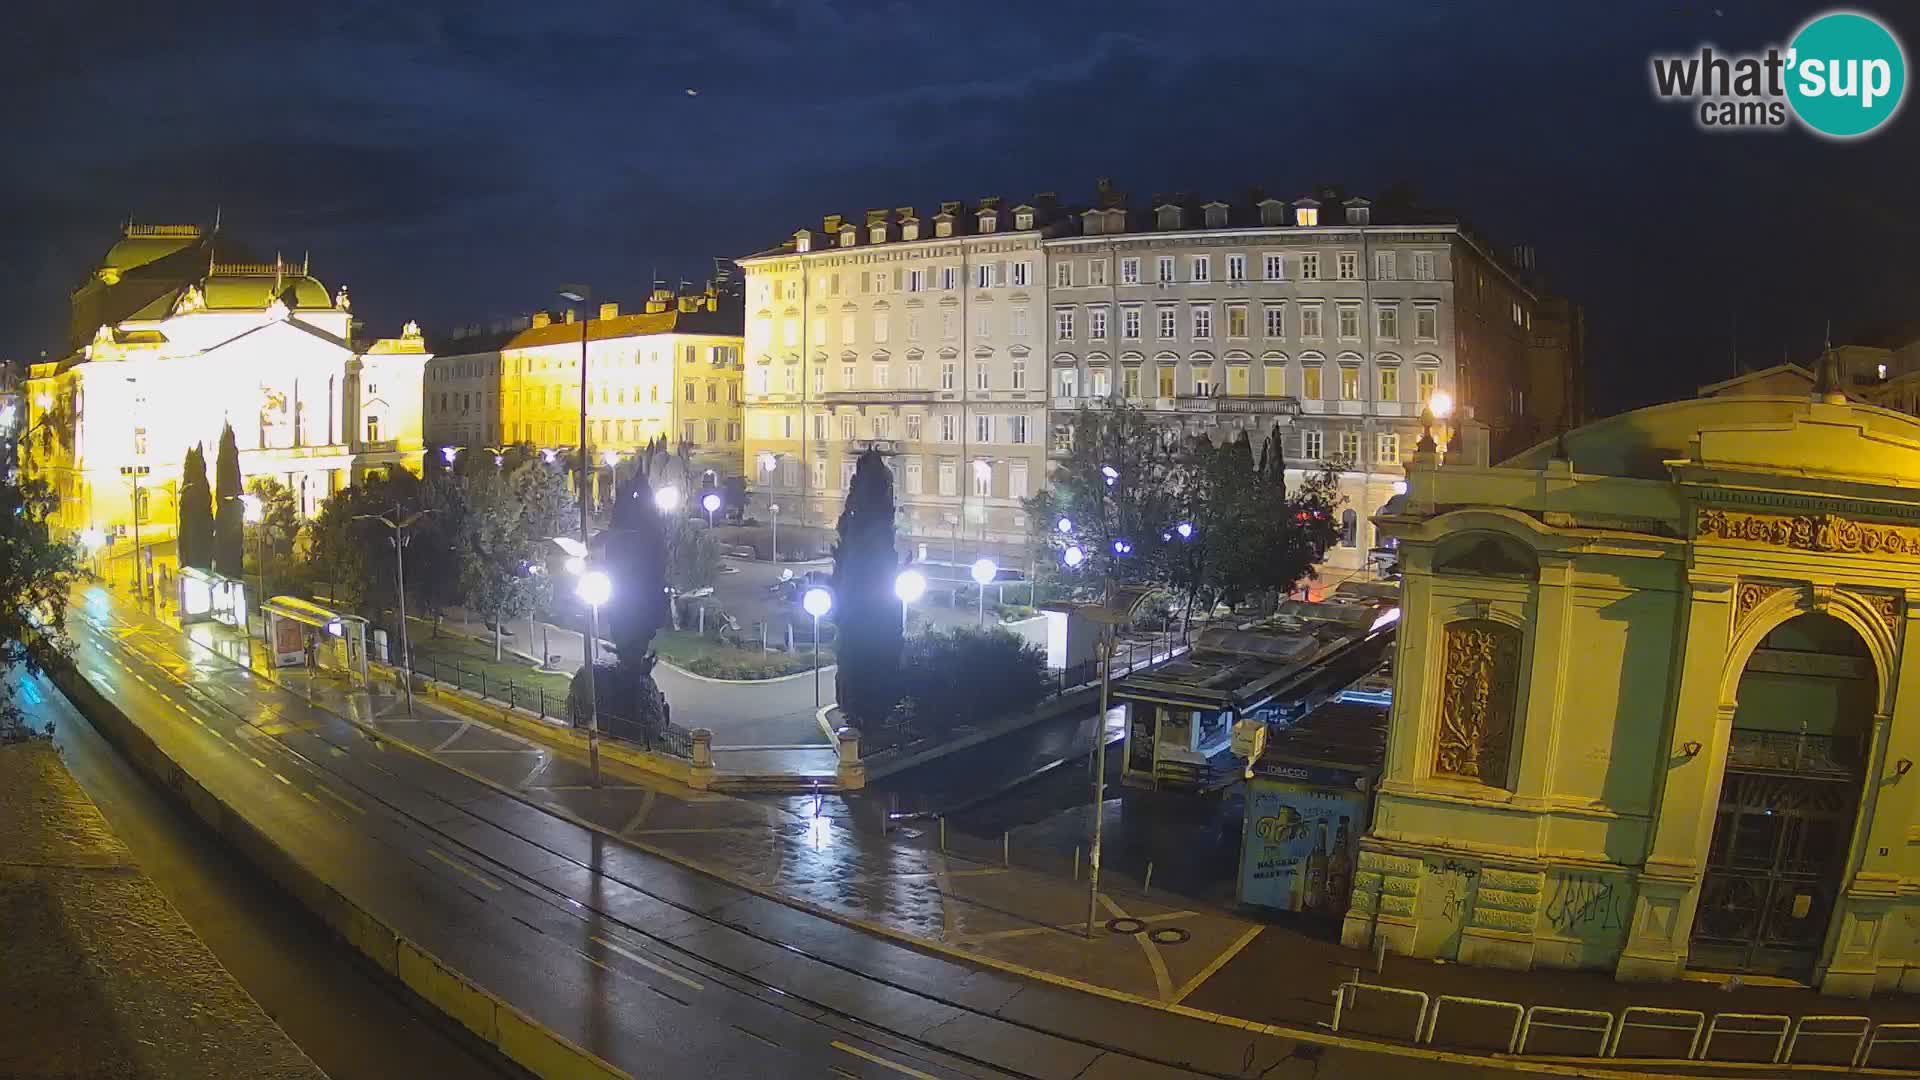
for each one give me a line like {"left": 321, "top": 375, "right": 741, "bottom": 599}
{"left": 0, "top": 478, "right": 83, "bottom": 736}
{"left": 213, "top": 423, "right": 245, "bottom": 577}
{"left": 243, "top": 477, "right": 299, "bottom": 595}
{"left": 831, "top": 448, "right": 903, "bottom": 728}
{"left": 177, "top": 444, "right": 214, "bottom": 571}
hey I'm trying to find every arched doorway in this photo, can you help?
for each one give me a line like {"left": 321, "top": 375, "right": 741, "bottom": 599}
{"left": 1691, "top": 612, "right": 1873, "bottom": 980}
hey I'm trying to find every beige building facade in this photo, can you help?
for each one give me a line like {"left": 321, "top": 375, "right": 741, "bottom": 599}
{"left": 1348, "top": 377, "right": 1920, "bottom": 997}
{"left": 738, "top": 201, "right": 1055, "bottom": 562}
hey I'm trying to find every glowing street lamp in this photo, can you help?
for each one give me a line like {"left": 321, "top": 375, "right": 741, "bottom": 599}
{"left": 79, "top": 526, "right": 105, "bottom": 579}
{"left": 894, "top": 569, "right": 925, "bottom": 631}
{"left": 970, "top": 558, "right": 998, "bottom": 626}
{"left": 1056, "top": 516, "right": 1074, "bottom": 535}
{"left": 575, "top": 568, "right": 612, "bottom": 788}
{"left": 1100, "top": 465, "right": 1119, "bottom": 486}
{"left": 654, "top": 484, "right": 682, "bottom": 514}
{"left": 1428, "top": 389, "right": 1454, "bottom": 419}
{"left": 440, "top": 446, "right": 458, "bottom": 465}
{"left": 1063, "top": 545, "right": 1085, "bottom": 568}
{"left": 1175, "top": 521, "right": 1193, "bottom": 540}
{"left": 803, "top": 586, "right": 832, "bottom": 709}
{"left": 701, "top": 491, "right": 721, "bottom": 527}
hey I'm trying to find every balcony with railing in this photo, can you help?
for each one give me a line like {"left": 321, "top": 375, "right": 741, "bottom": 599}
{"left": 1171, "top": 394, "right": 1303, "bottom": 416}
{"left": 1725, "top": 728, "right": 1863, "bottom": 780}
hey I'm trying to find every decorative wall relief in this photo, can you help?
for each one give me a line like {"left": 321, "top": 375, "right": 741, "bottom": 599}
{"left": 1471, "top": 867, "right": 1545, "bottom": 936}
{"left": 1433, "top": 620, "right": 1521, "bottom": 784}
{"left": 1845, "top": 589, "right": 1903, "bottom": 635}
{"left": 1698, "top": 508, "right": 1920, "bottom": 557}
{"left": 1735, "top": 581, "right": 1788, "bottom": 623}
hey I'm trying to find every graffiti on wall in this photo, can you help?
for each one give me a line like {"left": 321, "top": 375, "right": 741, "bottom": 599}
{"left": 1545, "top": 872, "right": 1630, "bottom": 938}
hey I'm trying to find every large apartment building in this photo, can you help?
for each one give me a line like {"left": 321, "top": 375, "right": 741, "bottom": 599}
{"left": 425, "top": 282, "right": 745, "bottom": 485}
{"left": 737, "top": 200, "right": 1058, "bottom": 562}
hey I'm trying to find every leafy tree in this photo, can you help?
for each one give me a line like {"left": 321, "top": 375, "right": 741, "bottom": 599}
{"left": 243, "top": 476, "right": 300, "bottom": 595}
{"left": 666, "top": 519, "right": 721, "bottom": 595}
{"left": 1022, "top": 401, "right": 1181, "bottom": 591}
{"left": 570, "top": 457, "right": 671, "bottom": 741}
{"left": 831, "top": 448, "right": 903, "bottom": 728}
{"left": 457, "top": 464, "right": 543, "bottom": 660}
{"left": 213, "top": 423, "right": 244, "bottom": 577}
{"left": 0, "top": 479, "right": 84, "bottom": 735}
{"left": 897, "top": 627, "right": 1048, "bottom": 737}
{"left": 177, "top": 444, "right": 214, "bottom": 571}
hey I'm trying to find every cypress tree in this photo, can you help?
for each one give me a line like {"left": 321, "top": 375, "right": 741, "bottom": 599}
{"left": 213, "top": 423, "right": 245, "bottom": 577}
{"left": 831, "top": 448, "right": 902, "bottom": 728}
{"left": 178, "top": 444, "right": 214, "bottom": 571}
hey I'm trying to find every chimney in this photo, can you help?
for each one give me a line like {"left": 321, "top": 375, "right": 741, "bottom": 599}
{"left": 865, "top": 208, "right": 889, "bottom": 226}
{"left": 599, "top": 302, "right": 620, "bottom": 320}
{"left": 823, "top": 213, "right": 843, "bottom": 234}
{"left": 530, "top": 311, "right": 552, "bottom": 329}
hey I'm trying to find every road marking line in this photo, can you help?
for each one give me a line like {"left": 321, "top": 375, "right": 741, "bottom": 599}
{"left": 619, "top": 790, "right": 657, "bottom": 834}
{"left": 249, "top": 756, "right": 270, "bottom": 770}
{"left": 589, "top": 935, "right": 704, "bottom": 991}
{"left": 648, "top": 986, "right": 690, "bottom": 1009}
{"left": 315, "top": 786, "right": 365, "bottom": 815}
{"left": 732, "top": 1025, "right": 779, "bottom": 1048}
{"left": 1171, "top": 924, "right": 1263, "bottom": 1005}
{"left": 830, "top": 1041, "right": 940, "bottom": 1080}
{"left": 273, "top": 773, "right": 292, "bottom": 786}
{"left": 1100, "top": 894, "right": 1173, "bottom": 1001}
{"left": 427, "top": 847, "right": 502, "bottom": 892}
{"left": 430, "top": 721, "right": 471, "bottom": 752}
{"left": 207, "top": 729, "right": 225, "bottom": 741}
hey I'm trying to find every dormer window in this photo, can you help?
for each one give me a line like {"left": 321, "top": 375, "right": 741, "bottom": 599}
{"left": 902, "top": 220, "right": 920, "bottom": 241}
{"left": 1258, "top": 200, "right": 1286, "bottom": 226}
{"left": 870, "top": 224, "right": 887, "bottom": 243}
{"left": 1345, "top": 203, "right": 1372, "bottom": 225}
{"left": 1296, "top": 207, "right": 1319, "bottom": 227}
{"left": 1015, "top": 211, "right": 1034, "bottom": 230}
{"left": 1203, "top": 203, "right": 1229, "bottom": 228}
{"left": 1156, "top": 205, "right": 1183, "bottom": 230}
{"left": 935, "top": 215, "right": 954, "bottom": 238}
{"left": 979, "top": 211, "right": 998, "bottom": 234}
{"left": 839, "top": 228, "right": 857, "bottom": 248}
{"left": 795, "top": 231, "right": 811, "bottom": 253}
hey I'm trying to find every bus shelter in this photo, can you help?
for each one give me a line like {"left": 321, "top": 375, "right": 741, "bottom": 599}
{"left": 262, "top": 596, "right": 369, "bottom": 687}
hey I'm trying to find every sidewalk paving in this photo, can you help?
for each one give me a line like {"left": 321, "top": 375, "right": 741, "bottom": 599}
{"left": 0, "top": 730, "right": 323, "bottom": 1080}
{"left": 112, "top": 591, "right": 1920, "bottom": 1070}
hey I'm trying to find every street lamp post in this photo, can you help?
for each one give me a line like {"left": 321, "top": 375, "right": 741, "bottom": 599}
{"left": 702, "top": 491, "right": 721, "bottom": 529}
{"left": 769, "top": 503, "right": 779, "bottom": 562}
{"left": 576, "top": 568, "right": 611, "bottom": 788}
{"left": 803, "top": 586, "right": 832, "bottom": 712}
{"left": 355, "top": 508, "right": 434, "bottom": 716}
{"left": 970, "top": 557, "right": 998, "bottom": 626}
{"left": 240, "top": 493, "right": 265, "bottom": 640}
{"left": 558, "top": 286, "right": 593, "bottom": 556}
{"left": 893, "top": 569, "right": 925, "bottom": 633}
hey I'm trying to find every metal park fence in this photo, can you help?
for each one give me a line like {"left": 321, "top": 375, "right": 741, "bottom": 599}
{"left": 407, "top": 651, "right": 693, "bottom": 759}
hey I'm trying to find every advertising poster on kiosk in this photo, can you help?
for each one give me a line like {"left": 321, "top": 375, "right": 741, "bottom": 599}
{"left": 270, "top": 613, "right": 306, "bottom": 668}
{"left": 1239, "top": 764, "right": 1369, "bottom": 915}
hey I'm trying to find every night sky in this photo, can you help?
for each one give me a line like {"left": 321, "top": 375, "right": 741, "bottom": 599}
{"left": 5, "top": 1, "right": 1918, "bottom": 416}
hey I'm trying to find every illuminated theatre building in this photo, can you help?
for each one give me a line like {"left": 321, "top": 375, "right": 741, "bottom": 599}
{"left": 1348, "top": 363, "right": 1920, "bottom": 996}
{"left": 24, "top": 223, "right": 429, "bottom": 569}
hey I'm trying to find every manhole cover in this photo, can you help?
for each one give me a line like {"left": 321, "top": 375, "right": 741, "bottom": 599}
{"left": 1149, "top": 927, "right": 1191, "bottom": 945}
{"left": 1104, "top": 917, "right": 1147, "bottom": 935}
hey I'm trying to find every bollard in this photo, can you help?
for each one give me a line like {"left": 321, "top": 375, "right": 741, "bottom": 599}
{"left": 939, "top": 816, "right": 947, "bottom": 853}
{"left": 1073, "top": 846, "right": 1081, "bottom": 880}
{"left": 1143, "top": 861, "right": 1154, "bottom": 894}
{"left": 1002, "top": 831, "right": 1010, "bottom": 868}
{"left": 1372, "top": 933, "right": 1388, "bottom": 975}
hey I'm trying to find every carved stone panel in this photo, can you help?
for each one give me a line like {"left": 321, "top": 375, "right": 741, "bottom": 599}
{"left": 1433, "top": 620, "right": 1522, "bottom": 784}
{"left": 1736, "top": 581, "right": 1787, "bottom": 624}
{"left": 1698, "top": 508, "right": 1920, "bottom": 557}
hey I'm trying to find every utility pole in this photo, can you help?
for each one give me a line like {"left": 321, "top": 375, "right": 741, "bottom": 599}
{"left": 355, "top": 508, "right": 433, "bottom": 716}
{"left": 559, "top": 286, "right": 601, "bottom": 771}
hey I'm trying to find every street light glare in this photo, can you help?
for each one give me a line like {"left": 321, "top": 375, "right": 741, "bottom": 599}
{"left": 601, "top": 449, "right": 618, "bottom": 467}
{"left": 802, "top": 586, "right": 833, "bottom": 618}
{"left": 440, "top": 446, "right": 457, "bottom": 463}
{"left": 1429, "top": 390, "right": 1455, "bottom": 420}
{"left": 702, "top": 492, "right": 722, "bottom": 513}
{"left": 1175, "top": 521, "right": 1193, "bottom": 539}
{"left": 1056, "top": 516, "right": 1073, "bottom": 535}
{"left": 894, "top": 569, "right": 926, "bottom": 603}
{"left": 1063, "top": 545, "right": 1085, "bottom": 568}
{"left": 970, "top": 558, "right": 998, "bottom": 585}
{"left": 654, "top": 485, "right": 682, "bottom": 512}
{"left": 564, "top": 555, "right": 585, "bottom": 575}
{"left": 576, "top": 569, "right": 612, "bottom": 608}
{"left": 240, "top": 493, "right": 264, "bottom": 523}
{"left": 79, "top": 527, "right": 105, "bottom": 550}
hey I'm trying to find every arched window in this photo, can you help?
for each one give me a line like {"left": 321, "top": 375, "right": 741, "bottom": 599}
{"left": 1340, "top": 508, "right": 1358, "bottom": 547}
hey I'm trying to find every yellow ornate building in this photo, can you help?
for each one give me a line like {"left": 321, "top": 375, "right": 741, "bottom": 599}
{"left": 1349, "top": 368, "right": 1920, "bottom": 997}
{"left": 24, "top": 223, "right": 429, "bottom": 555}
{"left": 425, "top": 283, "right": 743, "bottom": 484}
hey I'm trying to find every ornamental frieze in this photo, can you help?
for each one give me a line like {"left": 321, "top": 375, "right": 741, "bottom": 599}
{"left": 1697, "top": 508, "right": 1920, "bottom": 558}
{"left": 1736, "top": 582, "right": 1788, "bottom": 622}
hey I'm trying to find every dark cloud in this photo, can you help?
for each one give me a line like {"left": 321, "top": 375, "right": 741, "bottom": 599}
{"left": 5, "top": 0, "right": 1920, "bottom": 414}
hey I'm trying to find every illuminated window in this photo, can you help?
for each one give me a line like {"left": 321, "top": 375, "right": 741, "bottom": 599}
{"left": 1380, "top": 366, "right": 1399, "bottom": 400}
{"left": 1091, "top": 369, "right": 1109, "bottom": 398}
{"left": 1193, "top": 370, "right": 1214, "bottom": 397}
{"left": 1378, "top": 433, "right": 1399, "bottom": 464}
{"left": 1227, "top": 305, "right": 1248, "bottom": 338}
{"left": 1303, "top": 366, "right": 1323, "bottom": 399}
{"left": 1056, "top": 369, "right": 1078, "bottom": 399}
{"left": 1123, "top": 367, "right": 1141, "bottom": 398}
{"left": 365, "top": 415, "right": 381, "bottom": 442}
{"left": 1157, "top": 367, "right": 1175, "bottom": 397}
{"left": 1339, "top": 429, "right": 1360, "bottom": 461}
{"left": 1296, "top": 207, "right": 1320, "bottom": 227}
{"left": 1418, "top": 367, "right": 1438, "bottom": 404}
{"left": 1340, "top": 367, "right": 1360, "bottom": 400}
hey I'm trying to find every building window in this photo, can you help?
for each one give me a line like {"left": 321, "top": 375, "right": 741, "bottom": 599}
{"left": 906, "top": 361, "right": 922, "bottom": 387}
{"left": 1302, "top": 428, "right": 1324, "bottom": 459}
{"left": 1158, "top": 307, "right": 1177, "bottom": 339}
{"left": 874, "top": 314, "right": 890, "bottom": 343}
{"left": 975, "top": 263, "right": 995, "bottom": 289}
{"left": 940, "top": 414, "right": 957, "bottom": 441}
{"left": 1120, "top": 257, "right": 1140, "bottom": 285}
{"left": 1264, "top": 305, "right": 1285, "bottom": 338}
{"left": 974, "top": 310, "right": 993, "bottom": 338}
{"left": 1055, "top": 308, "right": 1075, "bottom": 341}
{"left": 1340, "top": 366, "right": 1360, "bottom": 400}
{"left": 1123, "top": 367, "right": 1141, "bottom": 399}
{"left": 905, "top": 459, "right": 923, "bottom": 494}
{"left": 1339, "top": 429, "right": 1360, "bottom": 461}
{"left": 941, "top": 362, "right": 956, "bottom": 390}
{"left": 976, "top": 363, "right": 990, "bottom": 390}
{"left": 1339, "top": 508, "right": 1358, "bottom": 547}
{"left": 1011, "top": 307, "right": 1029, "bottom": 337}
{"left": 1011, "top": 261, "right": 1031, "bottom": 287}
{"left": 1122, "top": 307, "right": 1142, "bottom": 340}
{"left": 1088, "top": 259, "right": 1108, "bottom": 286}
{"left": 1193, "top": 370, "right": 1214, "bottom": 397}
{"left": 813, "top": 460, "right": 828, "bottom": 490}
{"left": 1413, "top": 252, "right": 1436, "bottom": 281}
{"left": 1090, "top": 307, "right": 1108, "bottom": 341}
{"left": 811, "top": 367, "right": 824, "bottom": 395}
{"left": 707, "top": 419, "right": 720, "bottom": 442}
{"left": 941, "top": 311, "right": 956, "bottom": 340}
{"left": 1415, "top": 305, "right": 1439, "bottom": 341}
{"left": 1300, "top": 305, "right": 1323, "bottom": 339}
{"left": 906, "top": 314, "right": 921, "bottom": 341}
{"left": 1010, "top": 461, "right": 1029, "bottom": 497}
{"left": 1374, "top": 251, "right": 1396, "bottom": 280}
{"left": 875, "top": 363, "right": 890, "bottom": 389}
{"left": 1337, "top": 252, "right": 1359, "bottom": 280}
{"left": 906, "top": 413, "right": 923, "bottom": 440}
{"left": 1418, "top": 367, "right": 1438, "bottom": 404}
{"left": 975, "top": 414, "right": 993, "bottom": 443}
{"left": 1377, "top": 305, "right": 1400, "bottom": 341}
{"left": 1380, "top": 366, "right": 1399, "bottom": 400}
{"left": 1057, "top": 369, "right": 1078, "bottom": 399}
{"left": 941, "top": 266, "right": 958, "bottom": 290}
{"left": 1337, "top": 305, "right": 1361, "bottom": 340}
{"left": 1091, "top": 368, "right": 1110, "bottom": 398}
{"left": 1300, "top": 253, "right": 1321, "bottom": 281}
{"left": 1157, "top": 366, "right": 1175, "bottom": 398}
{"left": 908, "top": 269, "right": 925, "bottom": 292}
{"left": 1303, "top": 366, "right": 1323, "bottom": 399}
{"left": 366, "top": 415, "right": 381, "bottom": 443}
{"left": 973, "top": 460, "right": 992, "bottom": 497}
{"left": 1226, "top": 254, "right": 1246, "bottom": 282}
{"left": 684, "top": 420, "right": 698, "bottom": 444}
{"left": 1011, "top": 359, "right": 1027, "bottom": 389}
{"left": 1191, "top": 306, "right": 1213, "bottom": 340}
{"left": 842, "top": 364, "right": 856, "bottom": 389}
{"left": 1054, "top": 262, "right": 1073, "bottom": 288}
{"left": 1263, "top": 253, "right": 1284, "bottom": 281}
{"left": 1377, "top": 432, "right": 1399, "bottom": 464}
{"left": 939, "top": 462, "right": 957, "bottom": 495}
{"left": 1009, "top": 415, "right": 1030, "bottom": 444}
{"left": 1189, "top": 255, "right": 1210, "bottom": 283}
{"left": 1156, "top": 256, "right": 1175, "bottom": 283}
{"left": 728, "top": 422, "right": 740, "bottom": 441}
{"left": 872, "top": 414, "right": 889, "bottom": 439}
{"left": 1227, "top": 304, "right": 1248, "bottom": 339}
{"left": 1297, "top": 206, "right": 1320, "bottom": 227}
{"left": 840, "top": 415, "right": 856, "bottom": 441}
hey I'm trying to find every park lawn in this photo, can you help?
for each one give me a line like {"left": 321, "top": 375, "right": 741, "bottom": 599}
{"left": 654, "top": 629, "right": 833, "bottom": 680}
{"left": 408, "top": 630, "right": 575, "bottom": 704}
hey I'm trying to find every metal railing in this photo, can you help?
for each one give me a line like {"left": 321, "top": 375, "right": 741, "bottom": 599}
{"left": 1726, "top": 728, "right": 1861, "bottom": 778}
{"left": 406, "top": 651, "right": 693, "bottom": 759}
